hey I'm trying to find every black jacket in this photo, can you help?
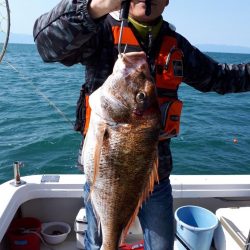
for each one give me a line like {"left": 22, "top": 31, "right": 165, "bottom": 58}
{"left": 33, "top": 0, "right": 250, "bottom": 179}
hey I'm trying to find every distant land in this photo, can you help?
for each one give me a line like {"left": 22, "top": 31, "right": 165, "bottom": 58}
{"left": 9, "top": 33, "right": 35, "bottom": 44}
{"left": 196, "top": 44, "right": 250, "bottom": 54}
{"left": 1, "top": 33, "right": 250, "bottom": 54}
{"left": 0, "top": 33, "right": 34, "bottom": 44}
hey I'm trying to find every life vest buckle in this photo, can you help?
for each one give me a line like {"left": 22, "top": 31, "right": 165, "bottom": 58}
{"left": 164, "top": 46, "right": 184, "bottom": 77}
{"left": 160, "top": 99, "right": 183, "bottom": 140}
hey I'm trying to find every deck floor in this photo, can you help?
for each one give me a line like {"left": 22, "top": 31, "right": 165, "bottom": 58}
{"left": 40, "top": 232, "right": 216, "bottom": 250}
{"left": 41, "top": 232, "right": 144, "bottom": 250}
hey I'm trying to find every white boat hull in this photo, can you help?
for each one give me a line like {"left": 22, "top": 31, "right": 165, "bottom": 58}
{"left": 1, "top": 174, "right": 250, "bottom": 249}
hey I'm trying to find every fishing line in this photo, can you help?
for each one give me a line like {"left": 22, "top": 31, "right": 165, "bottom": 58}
{"left": 1, "top": 0, "right": 74, "bottom": 128}
{"left": 5, "top": 60, "right": 75, "bottom": 129}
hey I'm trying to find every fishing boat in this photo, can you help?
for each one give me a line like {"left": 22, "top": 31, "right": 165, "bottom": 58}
{"left": 0, "top": 162, "right": 249, "bottom": 250}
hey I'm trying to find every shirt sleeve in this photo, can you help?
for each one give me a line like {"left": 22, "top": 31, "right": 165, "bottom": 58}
{"left": 178, "top": 34, "right": 250, "bottom": 94}
{"left": 33, "top": 0, "right": 103, "bottom": 66}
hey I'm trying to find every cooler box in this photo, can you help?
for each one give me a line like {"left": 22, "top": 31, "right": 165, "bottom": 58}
{"left": 214, "top": 207, "right": 250, "bottom": 250}
{"left": 74, "top": 208, "right": 88, "bottom": 249}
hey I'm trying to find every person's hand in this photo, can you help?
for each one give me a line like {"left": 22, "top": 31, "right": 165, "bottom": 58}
{"left": 88, "top": 0, "right": 123, "bottom": 19}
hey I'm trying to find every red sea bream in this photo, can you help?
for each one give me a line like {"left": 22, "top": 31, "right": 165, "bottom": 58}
{"left": 82, "top": 52, "right": 161, "bottom": 250}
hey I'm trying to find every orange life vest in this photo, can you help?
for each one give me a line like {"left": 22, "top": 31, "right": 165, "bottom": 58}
{"left": 84, "top": 22, "right": 184, "bottom": 139}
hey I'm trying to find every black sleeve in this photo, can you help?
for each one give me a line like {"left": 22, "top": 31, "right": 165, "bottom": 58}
{"left": 33, "top": 0, "right": 104, "bottom": 66}
{"left": 178, "top": 34, "right": 250, "bottom": 94}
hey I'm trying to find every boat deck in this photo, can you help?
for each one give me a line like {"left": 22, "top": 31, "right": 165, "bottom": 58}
{"left": 40, "top": 232, "right": 216, "bottom": 250}
{"left": 1, "top": 175, "right": 249, "bottom": 250}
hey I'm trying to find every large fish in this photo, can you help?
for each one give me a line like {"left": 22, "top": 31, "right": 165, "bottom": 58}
{"left": 82, "top": 51, "right": 161, "bottom": 250}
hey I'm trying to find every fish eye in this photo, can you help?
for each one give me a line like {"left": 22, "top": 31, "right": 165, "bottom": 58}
{"left": 136, "top": 92, "right": 147, "bottom": 103}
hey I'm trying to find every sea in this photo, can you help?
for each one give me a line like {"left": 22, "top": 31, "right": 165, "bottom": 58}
{"left": 0, "top": 43, "right": 250, "bottom": 184}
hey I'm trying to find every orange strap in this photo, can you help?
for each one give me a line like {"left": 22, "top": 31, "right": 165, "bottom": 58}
{"left": 112, "top": 26, "right": 139, "bottom": 46}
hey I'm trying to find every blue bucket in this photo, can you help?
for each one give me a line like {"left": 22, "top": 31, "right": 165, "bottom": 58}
{"left": 175, "top": 205, "right": 218, "bottom": 250}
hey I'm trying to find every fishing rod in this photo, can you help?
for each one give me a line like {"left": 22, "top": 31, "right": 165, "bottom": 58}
{"left": 118, "top": 0, "right": 151, "bottom": 54}
{"left": 0, "top": 0, "right": 10, "bottom": 63}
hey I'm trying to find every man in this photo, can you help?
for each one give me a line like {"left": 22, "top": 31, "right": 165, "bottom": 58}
{"left": 33, "top": 0, "right": 250, "bottom": 249}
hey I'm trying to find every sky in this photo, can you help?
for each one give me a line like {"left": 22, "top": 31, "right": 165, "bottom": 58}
{"left": 7, "top": 0, "right": 250, "bottom": 48}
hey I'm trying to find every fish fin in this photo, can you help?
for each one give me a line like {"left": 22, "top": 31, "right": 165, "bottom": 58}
{"left": 143, "top": 148, "right": 159, "bottom": 199}
{"left": 120, "top": 149, "right": 159, "bottom": 244}
{"left": 152, "top": 152, "right": 159, "bottom": 185}
{"left": 83, "top": 115, "right": 106, "bottom": 233}
{"left": 90, "top": 122, "right": 107, "bottom": 194}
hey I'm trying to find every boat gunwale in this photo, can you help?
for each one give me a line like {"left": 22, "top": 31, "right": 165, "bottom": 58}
{"left": 0, "top": 174, "right": 250, "bottom": 242}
